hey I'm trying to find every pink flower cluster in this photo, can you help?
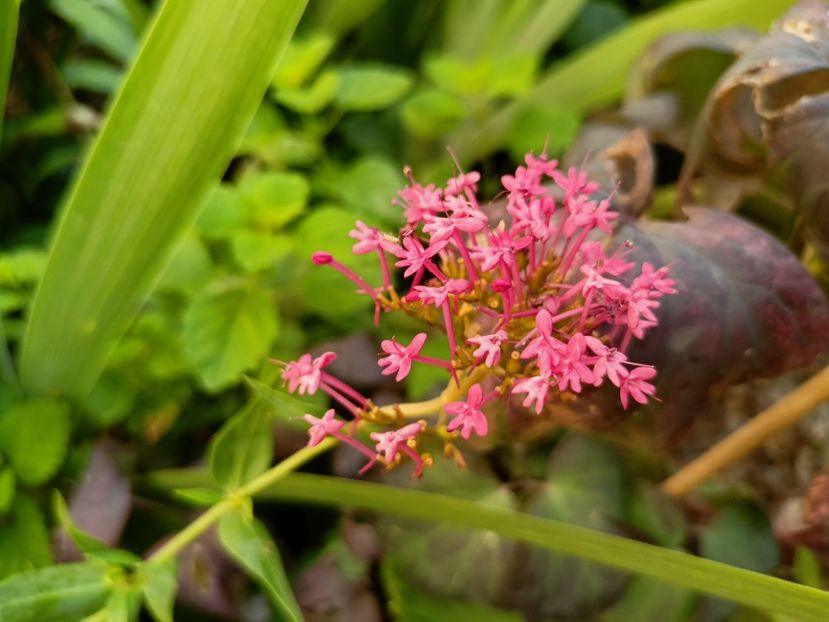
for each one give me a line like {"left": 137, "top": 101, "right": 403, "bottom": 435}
{"left": 280, "top": 152, "right": 676, "bottom": 477}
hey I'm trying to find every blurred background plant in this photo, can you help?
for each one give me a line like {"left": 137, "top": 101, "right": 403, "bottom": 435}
{"left": 3, "top": 0, "right": 829, "bottom": 620}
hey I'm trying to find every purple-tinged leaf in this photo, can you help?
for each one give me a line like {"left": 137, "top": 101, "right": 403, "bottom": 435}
{"left": 54, "top": 440, "right": 132, "bottom": 562}
{"left": 618, "top": 208, "right": 829, "bottom": 431}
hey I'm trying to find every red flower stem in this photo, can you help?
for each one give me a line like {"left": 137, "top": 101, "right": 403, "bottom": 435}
{"left": 412, "top": 354, "right": 453, "bottom": 369}
{"left": 558, "top": 228, "right": 590, "bottom": 280}
{"left": 321, "top": 373, "right": 369, "bottom": 408}
{"left": 377, "top": 250, "right": 392, "bottom": 290}
{"left": 321, "top": 385, "right": 361, "bottom": 416}
{"left": 324, "top": 258, "right": 379, "bottom": 301}
{"left": 453, "top": 231, "right": 478, "bottom": 281}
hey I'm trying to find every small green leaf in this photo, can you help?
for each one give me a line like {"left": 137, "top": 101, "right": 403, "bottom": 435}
{"left": 700, "top": 503, "right": 779, "bottom": 572}
{"left": 793, "top": 547, "right": 823, "bottom": 590}
{"left": 84, "top": 371, "right": 136, "bottom": 429}
{"left": 0, "top": 466, "right": 15, "bottom": 514}
{"left": 0, "top": 399, "right": 71, "bottom": 486}
{"left": 334, "top": 62, "right": 413, "bottom": 111}
{"left": 0, "top": 494, "right": 53, "bottom": 579}
{"left": 183, "top": 287, "right": 278, "bottom": 391}
{"left": 507, "top": 105, "right": 581, "bottom": 161}
{"left": 601, "top": 577, "right": 695, "bottom": 622}
{"left": 400, "top": 88, "right": 467, "bottom": 139}
{"left": 317, "top": 157, "right": 404, "bottom": 225}
{"left": 231, "top": 231, "right": 293, "bottom": 273}
{"left": 157, "top": 235, "right": 213, "bottom": 294}
{"left": 142, "top": 559, "right": 177, "bottom": 622}
{"left": 218, "top": 508, "right": 302, "bottom": 621}
{"left": 171, "top": 487, "right": 224, "bottom": 507}
{"left": 100, "top": 585, "right": 141, "bottom": 622}
{"left": 274, "top": 69, "right": 341, "bottom": 114}
{"left": 53, "top": 492, "right": 108, "bottom": 555}
{"left": 272, "top": 31, "right": 335, "bottom": 88}
{"left": 240, "top": 171, "right": 310, "bottom": 230}
{"left": 0, "top": 562, "right": 111, "bottom": 622}
{"left": 0, "top": 249, "right": 48, "bottom": 287}
{"left": 49, "top": 0, "right": 137, "bottom": 63}
{"left": 424, "top": 55, "right": 490, "bottom": 96}
{"left": 208, "top": 403, "right": 273, "bottom": 489}
{"left": 63, "top": 58, "right": 122, "bottom": 94}
{"left": 196, "top": 184, "right": 248, "bottom": 238}
{"left": 487, "top": 54, "right": 538, "bottom": 97}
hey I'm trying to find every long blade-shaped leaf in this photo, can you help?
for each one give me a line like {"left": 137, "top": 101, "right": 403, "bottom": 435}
{"left": 260, "top": 473, "right": 829, "bottom": 622}
{"left": 0, "top": 0, "right": 19, "bottom": 144}
{"left": 449, "top": 0, "right": 795, "bottom": 163}
{"left": 20, "top": 0, "right": 307, "bottom": 399}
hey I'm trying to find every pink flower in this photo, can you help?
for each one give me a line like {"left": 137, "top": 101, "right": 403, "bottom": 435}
{"left": 396, "top": 175, "right": 443, "bottom": 224}
{"left": 553, "top": 166, "right": 598, "bottom": 199}
{"left": 585, "top": 336, "right": 627, "bottom": 387}
{"left": 619, "top": 366, "right": 657, "bottom": 409}
{"left": 412, "top": 279, "right": 470, "bottom": 307}
{"left": 502, "top": 165, "right": 545, "bottom": 197}
{"left": 392, "top": 236, "right": 446, "bottom": 279}
{"left": 283, "top": 352, "right": 337, "bottom": 395}
{"left": 370, "top": 421, "right": 428, "bottom": 477}
{"left": 303, "top": 409, "right": 345, "bottom": 446}
{"left": 512, "top": 375, "right": 550, "bottom": 414}
{"left": 471, "top": 226, "right": 532, "bottom": 272}
{"left": 525, "top": 152, "right": 558, "bottom": 178}
{"left": 378, "top": 333, "right": 427, "bottom": 381}
{"left": 445, "top": 383, "right": 488, "bottom": 439}
{"left": 446, "top": 171, "right": 481, "bottom": 196}
{"left": 349, "top": 220, "right": 397, "bottom": 255}
{"left": 632, "top": 262, "right": 676, "bottom": 296}
{"left": 554, "top": 333, "right": 595, "bottom": 393}
{"left": 467, "top": 330, "right": 507, "bottom": 368}
{"left": 520, "top": 309, "right": 565, "bottom": 375}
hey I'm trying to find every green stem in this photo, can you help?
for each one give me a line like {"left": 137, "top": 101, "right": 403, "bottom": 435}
{"left": 148, "top": 437, "right": 336, "bottom": 563}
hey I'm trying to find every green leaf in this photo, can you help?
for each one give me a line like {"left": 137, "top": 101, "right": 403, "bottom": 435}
{"left": 0, "top": 249, "right": 48, "bottom": 286}
{"left": 449, "top": 0, "right": 795, "bottom": 164}
{"left": 218, "top": 508, "right": 302, "bottom": 622}
{"left": 317, "top": 157, "right": 404, "bottom": 225}
{"left": 0, "top": 0, "right": 19, "bottom": 144}
{"left": 208, "top": 403, "right": 273, "bottom": 490}
{"left": 0, "top": 494, "right": 53, "bottom": 580}
{"left": 334, "top": 62, "right": 413, "bottom": 111}
{"left": 99, "top": 584, "right": 141, "bottom": 622}
{"left": 382, "top": 562, "right": 522, "bottom": 622}
{"left": 85, "top": 370, "right": 136, "bottom": 428}
{"left": 171, "top": 487, "right": 224, "bottom": 507}
{"left": 196, "top": 184, "right": 249, "bottom": 238}
{"left": 49, "top": 0, "right": 137, "bottom": 63}
{"left": 507, "top": 105, "right": 581, "bottom": 161}
{"left": 424, "top": 55, "right": 490, "bottom": 96}
{"left": 793, "top": 547, "right": 823, "bottom": 590}
{"left": 141, "top": 559, "right": 177, "bottom": 622}
{"left": 63, "top": 58, "right": 123, "bottom": 94}
{"left": 0, "top": 563, "right": 111, "bottom": 622}
{"left": 400, "top": 88, "right": 467, "bottom": 139}
{"left": 20, "top": 0, "right": 308, "bottom": 401}
{"left": 260, "top": 473, "right": 829, "bottom": 622}
{"left": 487, "top": 54, "right": 538, "bottom": 97}
{"left": 273, "top": 69, "right": 341, "bottom": 114}
{"left": 700, "top": 503, "right": 779, "bottom": 572}
{"left": 53, "top": 492, "right": 108, "bottom": 555}
{"left": 183, "top": 287, "right": 278, "bottom": 391}
{"left": 560, "top": 0, "right": 631, "bottom": 50}
{"left": 0, "top": 399, "right": 71, "bottom": 486}
{"left": 239, "top": 171, "right": 309, "bottom": 230}
{"left": 0, "top": 466, "right": 15, "bottom": 515}
{"left": 272, "top": 31, "right": 336, "bottom": 88}
{"left": 156, "top": 235, "right": 213, "bottom": 294}
{"left": 601, "top": 577, "right": 695, "bottom": 622}
{"left": 231, "top": 231, "right": 293, "bottom": 273}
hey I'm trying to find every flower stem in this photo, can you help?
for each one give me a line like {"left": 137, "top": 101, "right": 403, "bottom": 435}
{"left": 662, "top": 364, "right": 829, "bottom": 497}
{"left": 148, "top": 437, "right": 337, "bottom": 563}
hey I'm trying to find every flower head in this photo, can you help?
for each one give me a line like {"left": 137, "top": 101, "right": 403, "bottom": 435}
{"left": 283, "top": 352, "right": 336, "bottom": 395}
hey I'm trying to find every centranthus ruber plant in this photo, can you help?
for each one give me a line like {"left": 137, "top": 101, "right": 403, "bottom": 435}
{"left": 279, "top": 151, "right": 676, "bottom": 477}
